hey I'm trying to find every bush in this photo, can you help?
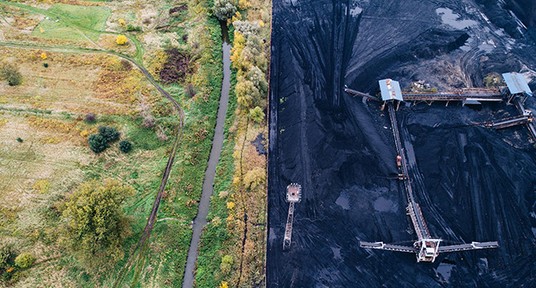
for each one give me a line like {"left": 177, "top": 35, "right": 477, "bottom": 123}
{"left": 88, "top": 134, "right": 108, "bottom": 153}
{"left": 143, "top": 115, "right": 156, "bottom": 128}
{"left": 220, "top": 255, "right": 233, "bottom": 274}
{"left": 213, "top": 0, "right": 237, "bottom": 21}
{"left": 243, "top": 167, "right": 265, "bottom": 189}
{"left": 159, "top": 48, "right": 193, "bottom": 84}
{"left": 0, "top": 63, "right": 22, "bottom": 86}
{"left": 84, "top": 113, "right": 96, "bottom": 123}
{"left": 14, "top": 253, "right": 35, "bottom": 269}
{"left": 119, "top": 140, "right": 132, "bottom": 153}
{"left": 16, "top": 137, "right": 23, "bottom": 143}
{"left": 0, "top": 243, "right": 16, "bottom": 270}
{"left": 98, "top": 126, "right": 120, "bottom": 143}
{"left": 185, "top": 83, "right": 196, "bottom": 98}
{"left": 115, "top": 35, "right": 128, "bottom": 45}
{"left": 126, "top": 24, "right": 142, "bottom": 32}
{"left": 249, "top": 106, "right": 265, "bottom": 123}
{"left": 43, "top": 63, "right": 49, "bottom": 68}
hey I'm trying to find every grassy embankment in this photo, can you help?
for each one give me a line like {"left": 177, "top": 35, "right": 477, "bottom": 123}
{"left": 0, "top": 0, "right": 227, "bottom": 286}
{"left": 195, "top": 0, "right": 272, "bottom": 287}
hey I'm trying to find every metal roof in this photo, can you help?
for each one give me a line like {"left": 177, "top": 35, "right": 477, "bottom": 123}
{"left": 379, "top": 79, "right": 404, "bottom": 102}
{"left": 502, "top": 72, "right": 533, "bottom": 96}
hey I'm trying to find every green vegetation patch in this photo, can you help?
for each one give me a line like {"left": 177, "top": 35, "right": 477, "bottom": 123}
{"left": 32, "top": 4, "right": 111, "bottom": 41}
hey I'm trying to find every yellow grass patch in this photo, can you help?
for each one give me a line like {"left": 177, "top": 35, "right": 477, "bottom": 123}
{"left": 0, "top": 48, "right": 147, "bottom": 115}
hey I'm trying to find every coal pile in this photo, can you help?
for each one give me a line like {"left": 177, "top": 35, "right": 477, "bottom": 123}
{"left": 268, "top": 0, "right": 536, "bottom": 287}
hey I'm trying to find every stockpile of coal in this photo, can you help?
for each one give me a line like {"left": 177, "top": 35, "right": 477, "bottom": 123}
{"left": 268, "top": 0, "right": 536, "bottom": 287}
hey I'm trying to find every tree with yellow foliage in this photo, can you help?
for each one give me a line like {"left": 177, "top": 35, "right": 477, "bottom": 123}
{"left": 115, "top": 35, "right": 128, "bottom": 45}
{"left": 40, "top": 52, "right": 47, "bottom": 60}
{"left": 243, "top": 167, "right": 265, "bottom": 189}
{"left": 238, "top": 0, "right": 250, "bottom": 10}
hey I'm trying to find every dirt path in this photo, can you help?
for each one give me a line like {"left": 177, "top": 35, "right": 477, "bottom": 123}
{"left": 181, "top": 39, "right": 232, "bottom": 288}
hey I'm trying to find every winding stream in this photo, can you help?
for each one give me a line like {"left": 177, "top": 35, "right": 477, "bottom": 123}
{"left": 182, "top": 30, "right": 232, "bottom": 288}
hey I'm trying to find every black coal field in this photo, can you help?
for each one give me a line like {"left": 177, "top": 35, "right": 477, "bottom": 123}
{"left": 267, "top": 0, "right": 536, "bottom": 287}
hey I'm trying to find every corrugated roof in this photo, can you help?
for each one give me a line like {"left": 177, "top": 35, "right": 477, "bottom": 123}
{"left": 502, "top": 72, "right": 533, "bottom": 96}
{"left": 379, "top": 79, "right": 404, "bottom": 102}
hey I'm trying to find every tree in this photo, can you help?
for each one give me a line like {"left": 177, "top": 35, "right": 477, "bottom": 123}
{"left": 220, "top": 255, "right": 233, "bottom": 274}
{"left": 238, "top": 0, "right": 250, "bottom": 9}
{"left": 61, "top": 180, "right": 134, "bottom": 267}
{"left": 98, "top": 126, "right": 120, "bottom": 143}
{"left": 249, "top": 106, "right": 265, "bottom": 123}
{"left": 0, "top": 63, "right": 22, "bottom": 86}
{"left": 88, "top": 134, "right": 108, "bottom": 153}
{"left": 115, "top": 35, "right": 128, "bottom": 45}
{"left": 14, "top": 253, "right": 35, "bottom": 269}
{"left": 119, "top": 140, "right": 133, "bottom": 153}
{"left": 213, "top": 0, "right": 236, "bottom": 21}
{"left": 236, "top": 79, "right": 257, "bottom": 108}
{"left": 243, "top": 167, "right": 265, "bottom": 189}
{"left": 0, "top": 243, "right": 16, "bottom": 270}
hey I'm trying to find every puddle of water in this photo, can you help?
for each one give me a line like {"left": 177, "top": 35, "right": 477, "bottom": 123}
{"left": 335, "top": 190, "right": 350, "bottom": 210}
{"left": 331, "top": 247, "right": 342, "bottom": 260}
{"left": 436, "top": 8, "right": 477, "bottom": 30}
{"left": 436, "top": 263, "right": 455, "bottom": 282}
{"left": 478, "top": 40, "right": 495, "bottom": 53}
{"left": 349, "top": 6, "right": 362, "bottom": 17}
{"left": 373, "top": 196, "right": 397, "bottom": 213}
{"left": 269, "top": 227, "right": 278, "bottom": 245}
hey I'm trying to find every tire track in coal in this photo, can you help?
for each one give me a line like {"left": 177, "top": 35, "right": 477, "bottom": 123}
{"left": 399, "top": 116, "right": 462, "bottom": 242}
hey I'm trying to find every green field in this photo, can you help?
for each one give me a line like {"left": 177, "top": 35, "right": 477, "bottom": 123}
{"left": 32, "top": 4, "right": 111, "bottom": 41}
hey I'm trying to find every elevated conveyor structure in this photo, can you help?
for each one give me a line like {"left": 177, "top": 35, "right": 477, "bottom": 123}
{"left": 402, "top": 88, "right": 504, "bottom": 105}
{"left": 283, "top": 183, "right": 302, "bottom": 251}
{"left": 360, "top": 102, "right": 498, "bottom": 262}
{"left": 511, "top": 96, "right": 536, "bottom": 142}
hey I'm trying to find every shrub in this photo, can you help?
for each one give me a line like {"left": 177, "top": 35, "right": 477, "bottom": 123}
{"left": 213, "top": 0, "right": 237, "bottom": 21}
{"left": 16, "top": 137, "right": 23, "bottom": 143}
{"left": 249, "top": 106, "right": 265, "bottom": 123}
{"left": 143, "top": 115, "right": 156, "bottom": 128}
{"left": 115, "top": 35, "right": 128, "bottom": 45}
{"left": 159, "top": 48, "right": 193, "bottom": 84}
{"left": 126, "top": 24, "right": 142, "bottom": 32}
{"left": 14, "top": 253, "right": 35, "bottom": 269}
{"left": 119, "top": 140, "right": 132, "bottom": 153}
{"left": 88, "top": 134, "right": 108, "bottom": 153}
{"left": 84, "top": 113, "right": 96, "bottom": 123}
{"left": 185, "top": 83, "right": 196, "bottom": 98}
{"left": 220, "top": 255, "right": 233, "bottom": 274}
{"left": 98, "top": 126, "right": 120, "bottom": 143}
{"left": 0, "top": 243, "right": 16, "bottom": 270}
{"left": 0, "top": 63, "right": 22, "bottom": 86}
{"left": 243, "top": 167, "right": 265, "bottom": 189}
{"left": 119, "top": 60, "right": 132, "bottom": 71}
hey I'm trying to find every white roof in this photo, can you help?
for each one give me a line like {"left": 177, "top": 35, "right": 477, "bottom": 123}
{"left": 502, "top": 72, "right": 532, "bottom": 96}
{"left": 379, "top": 79, "right": 404, "bottom": 101}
